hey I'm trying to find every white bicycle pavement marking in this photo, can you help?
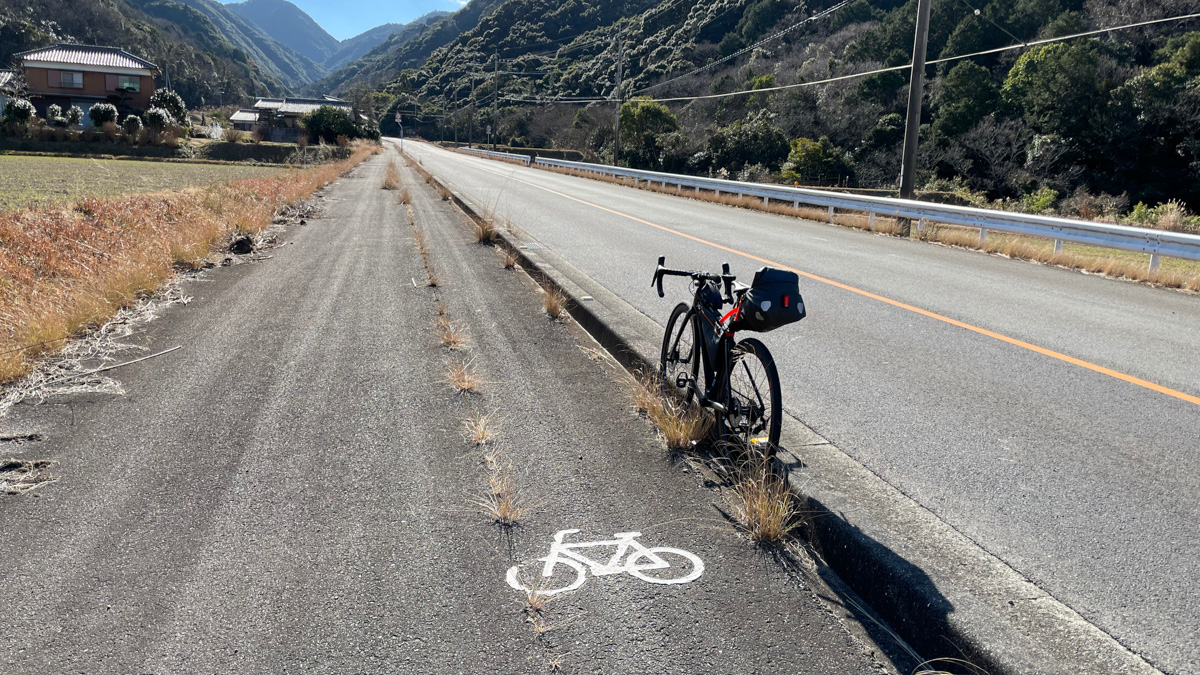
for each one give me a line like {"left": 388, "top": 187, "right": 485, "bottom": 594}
{"left": 506, "top": 529, "right": 705, "bottom": 596}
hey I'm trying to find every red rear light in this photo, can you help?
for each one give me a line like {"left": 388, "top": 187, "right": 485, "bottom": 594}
{"left": 783, "top": 294, "right": 790, "bottom": 308}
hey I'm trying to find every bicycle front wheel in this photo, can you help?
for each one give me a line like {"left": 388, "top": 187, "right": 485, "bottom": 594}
{"left": 660, "top": 302, "right": 700, "bottom": 404}
{"left": 723, "top": 338, "right": 782, "bottom": 458}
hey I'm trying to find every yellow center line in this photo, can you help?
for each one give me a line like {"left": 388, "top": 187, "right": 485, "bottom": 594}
{"left": 438, "top": 146, "right": 1200, "bottom": 408}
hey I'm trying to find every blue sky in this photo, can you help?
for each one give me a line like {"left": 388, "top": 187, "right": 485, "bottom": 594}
{"left": 227, "top": 0, "right": 465, "bottom": 41}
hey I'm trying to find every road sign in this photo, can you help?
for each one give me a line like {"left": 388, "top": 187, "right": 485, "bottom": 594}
{"left": 395, "top": 112, "right": 402, "bottom": 124}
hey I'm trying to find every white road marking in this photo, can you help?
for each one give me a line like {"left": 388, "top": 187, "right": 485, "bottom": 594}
{"left": 506, "top": 529, "right": 704, "bottom": 596}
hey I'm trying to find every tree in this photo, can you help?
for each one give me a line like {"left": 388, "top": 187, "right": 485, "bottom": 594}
{"left": 1002, "top": 41, "right": 1108, "bottom": 141}
{"left": 932, "top": 62, "right": 999, "bottom": 138}
{"left": 123, "top": 115, "right": 143, "bottom": 135}
{"left": 46, "top": 104, "right": 66, "bottom": 127}
{"left": 302, "top": 105, "right": 356, "bottom": 143}
{"left": 618, "top": 98, "right": 678, "bottom": 169}
{"left": 143, "top": 107, "right": 173, "bottom": 130}
{"left": 65, "top": 105, "right": 84, "bottom": 127}
{"left": 149, "top": 90, "right": 187, "bottom": 126}
{"left": 705, "top": 112, "right": 790, "bottom": 173}
{"left": 2, "top": 98, "right": 35, "bottom": 125}
{"left": 782, "top": 137, "right": 856, "bottom": 185}
{"left": 88, "top": 102, "right": 118, "bottom": 126}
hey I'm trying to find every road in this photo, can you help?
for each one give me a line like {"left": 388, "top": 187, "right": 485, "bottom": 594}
{"left": 400, "top": 141, "right": 1200, "bottom": 675}
{"left": 0, "top": 147, "right": 890, "bottom": 673}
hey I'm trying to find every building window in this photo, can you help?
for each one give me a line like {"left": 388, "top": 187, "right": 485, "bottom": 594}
{"left": 60, "top": 71, "right": 83, "bottom": 89}
{"left": 117, "top": 75, "right": 140, "bottom": 92}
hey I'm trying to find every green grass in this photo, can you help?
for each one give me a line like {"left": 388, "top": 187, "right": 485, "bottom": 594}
{"left": 0, "top": 156, "right": 286, "bottom": 211}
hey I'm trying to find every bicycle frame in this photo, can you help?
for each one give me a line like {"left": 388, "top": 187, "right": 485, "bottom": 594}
{"left": 543, "top": 529, "right": 671, "bottom": 576}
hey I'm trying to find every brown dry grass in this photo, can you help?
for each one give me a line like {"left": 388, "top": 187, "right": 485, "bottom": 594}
{"left": 0, "top": 143, "right": 379, "bottom": 384}
{"left": 503, "top": 249, "right": 518, "bottom": 269}
{"left": 473, "top": 219, "right": 498, "bottom": 243}
{"left": 541, "top": 283, "right": 567, "bottom": 320}
{"left": 446, "top": 359, "right": 483, "bottom": 394}
{"left": 437, "top": 319, "right": 468, "bottom": 350}
{"left": 398, "top": 188, "right": 412, "bottom": 205}
{"left": 477, "top": 464, "right": 522, "bottom": 526}
{"left": 436, "top": 185, "right": 452, "bottom": 201}
{"left": 463, "top": 411, "right": 499, "bottom": 446}
{"left": 630, "top": 376, "right": 712, "bottom": 449}
{"left": 729, "top": 456, "right": 800, "bottom": 543}
{"left": 381, "top": 162, "right": 402, "bottom": 190}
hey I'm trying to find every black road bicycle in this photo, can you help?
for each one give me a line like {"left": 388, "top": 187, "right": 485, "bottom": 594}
{"left": 652, "top": 256, "right": 806, "bottom": 458}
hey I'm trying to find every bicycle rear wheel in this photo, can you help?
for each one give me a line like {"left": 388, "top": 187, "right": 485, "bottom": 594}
{"left": 660, "top": 303, "right": 701, "bottom": 404}
{"left": 722, "top": 338, "right": 782, "bottom": 458}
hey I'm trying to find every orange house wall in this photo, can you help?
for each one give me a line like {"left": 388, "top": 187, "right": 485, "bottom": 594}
{"left": 24, "top": 67, "right": 154, "bottom": 109}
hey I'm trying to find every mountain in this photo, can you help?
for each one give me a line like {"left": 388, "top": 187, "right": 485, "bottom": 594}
{"left": 309, "top": 3, "right": 503, "bottom": 95}
{"left": 226, "top": 0, "right": 340, "bottom": 65}
{"left": 132, "top": 0, "right": 327, "bottom": 85}
{"left": 325, "top": 17, "right": 450, "bottom": 71}
{"left": 0, "top": 0, "right": 289, "bottom": 106}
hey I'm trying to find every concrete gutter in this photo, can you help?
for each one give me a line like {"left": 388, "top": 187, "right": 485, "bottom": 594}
{"left": 414, "top": 152, "right": 1162, "bottom": 675}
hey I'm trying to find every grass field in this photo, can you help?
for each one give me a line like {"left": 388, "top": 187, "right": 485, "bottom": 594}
{"left": 0, "top": 156, "right": 285, "bottom": 211}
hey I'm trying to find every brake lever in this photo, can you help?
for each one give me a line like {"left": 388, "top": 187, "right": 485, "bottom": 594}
{"left": 654, "top": 255, "right": 666, "bottom": 298}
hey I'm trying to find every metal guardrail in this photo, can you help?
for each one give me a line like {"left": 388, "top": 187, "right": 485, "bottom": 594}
{"left": 458, "top": 147, "right": 531, "bottom": 166}
{"left": 532, "top": 157, "right": 1200, "bottom": 270}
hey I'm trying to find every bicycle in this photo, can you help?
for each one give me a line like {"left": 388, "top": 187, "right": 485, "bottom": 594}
{"left": 651, "top": 256, "right": 806, "bottom": 458}
{"left": 505, "top": 529, "right": 704, "bottom": 597}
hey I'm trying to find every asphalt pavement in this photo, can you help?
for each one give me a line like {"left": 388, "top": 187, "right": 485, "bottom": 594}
{"left": 398, "top": 141, "right": 1200, "bottom": 675}
{"left": 0, "top": 146, "right": 890, "bottom": 673}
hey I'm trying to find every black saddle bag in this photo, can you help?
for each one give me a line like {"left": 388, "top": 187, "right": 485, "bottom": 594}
{"left": 728, "top": 267, "right": 805, "bottom": 333}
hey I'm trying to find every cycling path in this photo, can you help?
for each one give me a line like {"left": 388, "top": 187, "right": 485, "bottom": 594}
{"left": 0, "top": 146, "right": 891, "bottom": 673}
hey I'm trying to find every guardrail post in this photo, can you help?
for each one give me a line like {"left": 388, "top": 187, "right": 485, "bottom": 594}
{"left": 793, "top": 200, "right": 800, "bottom": 210}
{"left": 980, "top": 227, "right": 988, "bottom": 245}
{"left": 1054, "top": 239, "right": 1064, "bottom": 255}
{"left": 763, "top": 196, "right": 769, "bottom": 206}
{"left": 869, "top": 213, "right": 876, "bottom": 231}
{"left": 918, "top": 218, "right": 926, "bottom": 235}
{"left": 695, "top": 186, "right": 700, "bottom": 195}
{"left": 1150, "top": 253, "right": 1161, "bottom": 272}
{"left": 828, "top": 206, "right": 835, "bottom": 224}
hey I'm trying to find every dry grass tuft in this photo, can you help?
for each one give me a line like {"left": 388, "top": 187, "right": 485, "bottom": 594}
{"left": 541, "top": 283, "right": 567, "bottom": 320}
{"left": 913, "top": 658, "right": 990, "bottom": 675}
{"left": 503, "top": 249, "right": 518, "bottom": 269}
{"left": 630, "top": 376, "right": 712, "bottom": 449}
{"left": 437, "top": 185, "right": 452, "bottom": 201}
{"left": 436, "top": 302, "right": 448, "bottom": 316}
{"left": 473, "top": 218, "right": 498, "bottom": 243}
{"left": 437, "top": 319, "right": 468, "bottom": 350}
{"left": 478, "top": 466, "right": 522, "bottom": 526}
{"left": 398, "top": 188, "right": 412, "bottom": 205}
{"left": 446, "top": 359, "right": 483, "bottom": 394}
{"left": 730, "top": 457, "right": 799, "bottom": 543}
{"left": 381, "top": 162, "right": 402, "bottom": 190}
{"left": 463, "top": 411, "right": 499, "bottom": 445}
{"left": 426, "top": 269, "right": 440, "bottom": 287}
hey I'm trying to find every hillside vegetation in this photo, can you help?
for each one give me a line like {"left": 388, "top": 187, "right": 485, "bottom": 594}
{"left": 377, "top": 0, "right": 1200, "bottom": 217}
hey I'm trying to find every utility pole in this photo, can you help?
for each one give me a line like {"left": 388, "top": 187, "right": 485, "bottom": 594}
{"left": 612, "top": 33, "right": 625, "bottom": 167}
{"left": 897, "top": 0, "right": 932, "bottom": 235}
{"left": 492, "top": 52, "right": 499, "bottom": 151}
{"left": 468, "top": 76, "right": 477, "bottom": 148}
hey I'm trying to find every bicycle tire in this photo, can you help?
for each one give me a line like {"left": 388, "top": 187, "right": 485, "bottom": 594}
{"left": 506, "top": 557, "right": 586, "bottom": 597}
{"left": 627, "top": 546, "right": 705, "bottom": 585}
{"left": 721, "top": 337, "right": 782, "bottom": 458}
{"left": 660, "top": 302, "right": 701, "bottom": 404}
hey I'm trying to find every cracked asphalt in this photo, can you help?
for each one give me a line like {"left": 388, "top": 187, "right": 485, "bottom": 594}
{"left": 0, "top": 146, "right": 890, "bottom": 673}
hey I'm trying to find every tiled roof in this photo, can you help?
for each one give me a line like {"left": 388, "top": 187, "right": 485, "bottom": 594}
{"left": 253, "top": 97, "right": 350, "bottom": 116}
{"left": 229, "top": 109, "right": 259, "bottom": 123}
{"left": 14, "top": 44, "right": 157, "bottom": 71}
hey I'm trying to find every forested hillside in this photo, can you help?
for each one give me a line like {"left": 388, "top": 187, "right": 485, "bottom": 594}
{"left": 0, "top": 0, "right": 290, "bottom": 105}
{"left": 379, "top": 0, "right": 1200, "bottom": 215}
{"left": 227, "top": 0, "right": 341, "bottom": 66}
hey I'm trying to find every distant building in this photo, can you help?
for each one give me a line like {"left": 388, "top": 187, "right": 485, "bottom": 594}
{"left": 12, "top": 44, "right": 158, "bottom": 125}
{"left": 239, "top": 96, "right": 363, "bottom": 141}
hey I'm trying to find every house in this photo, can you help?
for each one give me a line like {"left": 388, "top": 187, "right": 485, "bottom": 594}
{"left": 239, "top": 96, "right": 363, "bottom": 142}
{"left": 13, "top": 44, "right": 158, "bottom": 125}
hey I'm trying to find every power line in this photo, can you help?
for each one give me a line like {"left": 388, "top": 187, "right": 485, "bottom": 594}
{"left": 636, "top": 0, "right": 857, "bottom": 94}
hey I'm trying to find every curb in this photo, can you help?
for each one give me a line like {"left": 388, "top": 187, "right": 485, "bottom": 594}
{"left": 404, "top": 144, "right": 1162, "bottom": 675}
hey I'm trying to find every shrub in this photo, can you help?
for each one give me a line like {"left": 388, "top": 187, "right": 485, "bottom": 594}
{"left": 149, "top": 90, "right": 186, "bottom": 126}
{"left": 225, "top": 128, "right": 245, "bottom": 143}
{"left": 302, "top": 105, "right": 356, "bottom": 144}
{"left": 3, "top": 98, "right": 35, "bottom": 125}
{"left": 1021, "top": 186, "right": 1059, "bottom": 214}
{"left": 250, "top": 127, "right": 265, "bottom": 144}
{"left": 65, "top": 105, "right": 84, "bottom": 127}
{"left": 46, "top": 104, "right": 67, "bottom": 127}
{"left": 1153, "top": 200, "right": 1194, "bottom": 232}
{"left": 144, "top": 107, "right": 173, "bottom": 130}
{"left": 88, "top": 103, "right": 118, "bottom": 127}
{"left": 123, "top": 114, "right": 143, "bottom": 135}
{"left": 101, "top": 121, "right": 120, "bottom": 141}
